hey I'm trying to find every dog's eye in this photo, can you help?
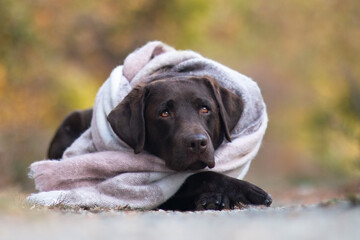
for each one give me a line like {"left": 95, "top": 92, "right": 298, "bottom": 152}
{"left": 160, "top": 110, "right": 170, "bottom": 118}
{"left": 200, "top": 106, "right": 210, "bottom": 114}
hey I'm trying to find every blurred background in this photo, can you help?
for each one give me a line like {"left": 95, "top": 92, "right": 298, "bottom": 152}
{"left": 0, "top": 0, "right": 359, "bottom": 197}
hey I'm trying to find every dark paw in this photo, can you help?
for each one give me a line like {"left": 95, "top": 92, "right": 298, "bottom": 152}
{"left": 158, "top": 172, "right": 272, "bottom": 211}
{"left": 232, "top": 181, "right": 272, "bottom": 207}
{"left": 195, "top": 192, "right": 231, "bottom": 210}
{"left": 248, "top": 186, "right": 272, "bottom": 206}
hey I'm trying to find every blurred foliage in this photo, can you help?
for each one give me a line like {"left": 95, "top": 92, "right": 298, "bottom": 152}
{"left": 0, "top": 0, "right": 359, "bottom": 190}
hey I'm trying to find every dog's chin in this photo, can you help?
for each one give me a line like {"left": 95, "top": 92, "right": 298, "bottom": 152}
{"left": 165, "top": 151, "right": 215, "bottom": 171}
{"left": 166, "top": 160, "right": 209, "bottom": 172}
{"left": 168, "top": 159, "right": 215, "bottom": 171}
{"left": 187, "top": 161, "right": 208, "bottom": 171}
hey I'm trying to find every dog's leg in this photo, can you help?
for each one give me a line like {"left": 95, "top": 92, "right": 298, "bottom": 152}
{"left": 158, "top": 171, "right": 272, "bottom": 211}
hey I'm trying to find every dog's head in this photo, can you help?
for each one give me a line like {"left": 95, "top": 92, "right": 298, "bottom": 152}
{"left": 107, "top": 76, "right": 243, "bottom": 171}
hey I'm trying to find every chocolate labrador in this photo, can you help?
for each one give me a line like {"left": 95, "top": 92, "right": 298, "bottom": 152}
{"left": 48, "top": 76, "right": 272, "bottom": 211}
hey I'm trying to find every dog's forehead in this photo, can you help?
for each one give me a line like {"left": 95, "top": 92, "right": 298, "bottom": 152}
{"left": 147, "top": 79, "right": 212, "bottom": 100}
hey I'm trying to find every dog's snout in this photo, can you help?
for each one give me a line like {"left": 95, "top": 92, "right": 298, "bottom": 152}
{"left": 187, "top": 134, "right": 208, "bottom": 153}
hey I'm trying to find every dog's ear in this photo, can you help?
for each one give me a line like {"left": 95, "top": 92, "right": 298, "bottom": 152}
{"left": 107, "top": 85, "right": 147, "bottom": 153}
{"left": 202, "top": 77, "right": 244, "bottom": 142}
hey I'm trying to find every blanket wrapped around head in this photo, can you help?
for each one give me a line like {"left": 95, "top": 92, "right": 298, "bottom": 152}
{"left": 27, "top": 41, "right": 268, "bottom": 209}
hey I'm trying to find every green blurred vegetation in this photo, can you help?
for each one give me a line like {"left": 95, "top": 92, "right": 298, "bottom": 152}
{"left": 0, "top": 0, "right": 359, "bottom": 190}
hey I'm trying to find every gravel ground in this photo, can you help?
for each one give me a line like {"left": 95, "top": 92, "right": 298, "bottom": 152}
{"left": 1, "top": 200, "right": 359, "bottom": 240}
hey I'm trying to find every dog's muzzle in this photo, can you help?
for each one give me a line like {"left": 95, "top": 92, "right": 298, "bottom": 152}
{"left": 185, "top": 134, "right": 215, "bottom": 170}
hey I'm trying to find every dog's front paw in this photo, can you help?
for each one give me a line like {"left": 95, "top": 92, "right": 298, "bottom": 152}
{"left": 230, "top": 180, "right": 272, "bottom": 207}
{"left": 195, "top": 192, "right": 230, "bottom": 210}
{"left": 194, "top": 183, "right": 272, "bottom": 211}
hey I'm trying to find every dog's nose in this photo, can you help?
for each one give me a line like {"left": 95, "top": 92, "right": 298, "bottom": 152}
{"left": 186, "top": 134, "right": 208, "bottom": 153}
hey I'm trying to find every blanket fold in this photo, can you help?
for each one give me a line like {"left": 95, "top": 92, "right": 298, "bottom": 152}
{"left": 27, "top": 41, "right": 268, "bottom": 209}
